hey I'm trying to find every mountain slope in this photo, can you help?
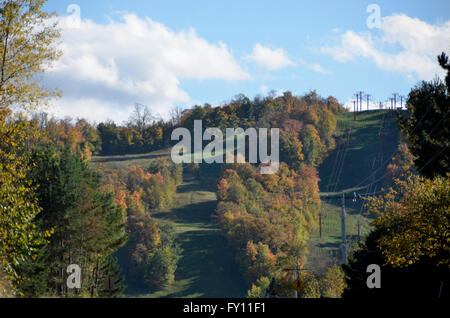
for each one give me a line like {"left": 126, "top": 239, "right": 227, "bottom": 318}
{"left": 308, "top": 110, "right": 402, "bottom": 274}
{"left": 319, "top": 110, "right": 400, "bottom": 194}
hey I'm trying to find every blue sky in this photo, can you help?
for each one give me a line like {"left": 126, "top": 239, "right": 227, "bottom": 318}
{"left": 43, "top": 0, "right": 450, "bottom": 123}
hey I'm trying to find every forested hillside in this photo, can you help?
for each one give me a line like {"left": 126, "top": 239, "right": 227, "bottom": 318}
{"left": 308, "top": 110, "right": 402, "bottom": 276}
{"left": 3, "top": 81, "right": 446, "bottom": 298}
{"left": 0, "top": 0, "right": 448, "bottom": 300}
{"left": 201, "top": 92, "right": 346, "bottom": 296}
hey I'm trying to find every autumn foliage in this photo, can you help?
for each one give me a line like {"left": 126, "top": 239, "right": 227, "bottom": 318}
{"left": 102, "top": 158, "right": 182, "bottom": 290}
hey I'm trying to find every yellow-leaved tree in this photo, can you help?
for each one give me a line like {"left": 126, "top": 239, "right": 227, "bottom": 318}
{"left": 367, "top": 175, "right": 450, "bottom": 268}
{"left": 0, "top": 0, "right": 61, "bottom": 295}
{"left": 0, "top": 0, "right": 61, "bottom": 110}
{"left": 0, "top": 109, "right": 52, "bottom": 293}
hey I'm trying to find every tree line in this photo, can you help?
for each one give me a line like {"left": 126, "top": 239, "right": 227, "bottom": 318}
{"left": 102, "top": 159, "right": 182, "bottom": 292}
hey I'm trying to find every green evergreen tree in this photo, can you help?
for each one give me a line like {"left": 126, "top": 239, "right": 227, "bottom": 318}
{"left": 15, "top": 245, "right": 50, "bottom": 297}
{"left": 29, "top": 144, "right": 127, "bottom": 297}
{"left": 98, "top": 256, "right": 126, "bottom": 298}
{"left": 398, "top": 52, "right": 450, "bottom": 178}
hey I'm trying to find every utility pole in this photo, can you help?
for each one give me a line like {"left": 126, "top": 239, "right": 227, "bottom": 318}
{"left": 358, "top": 91, "right": 364, "bottom": 112}
{"left": 319, "top": 212, "right": 323, "bottom": 238}
{"left": 439, "top": 281, "right": 444, "bottom": 299}
{"left": 357, "top": 219, "right": 361, "bottom": 243}
{"left": 341, "top": 192, "right": 347, "bottom": 264}
{"left": 392, "top": 93, "right": 400, "bottom": 109}
{"left": 389, "top": 98, "right": 393, "bottom": 117}
{"left": 365, "top": 94, "right": 371, "bottom": 111}
{"left": 400, "top": 95, "right": 406, "bottom": 110}
{"left": 379, "top": 131, "right": 386, "bottom": 166}
{"left": 293, "top": 266, "right": 298, "bottom": 298}
{"left": 353, "top": 100, "right": 356, "bottom": 120}
{"left": 283, "top": 266, "right": 310, "bottom": 298}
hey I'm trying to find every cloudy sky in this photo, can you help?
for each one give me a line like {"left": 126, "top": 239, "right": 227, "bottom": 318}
{"left": 43, "top": 0, "right": 450, "bottom": 123}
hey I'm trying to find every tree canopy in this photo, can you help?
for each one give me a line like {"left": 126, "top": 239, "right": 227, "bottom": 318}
{"left": 398, "top": 52, "right": 450, "bottom": 178}
{"left": 0, "top": 0, "right": 61, "bottom": 110}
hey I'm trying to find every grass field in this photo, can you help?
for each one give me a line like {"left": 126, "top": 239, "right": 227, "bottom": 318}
{"left": 307, "top": 198, "right": 373, "bottom": 274}
{"left": 309, "top": 110, "right": 401, "bottom": 273}
{"left": 90, "top": 148, "right": 170, "bottom": 172}
{"left": 129, "top": 171, "right": 247, "bottom": 298}
{"left": 319, "top": 110, "right": 401, "bottom": 193}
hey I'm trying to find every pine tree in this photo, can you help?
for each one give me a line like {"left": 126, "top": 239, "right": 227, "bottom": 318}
{"left": 15, "top": 245, "right": 49, "bottom": 297}
{"left": 97, "top": 256, "right": 126, "bottom": 298}
{"left": 398, "top": 52, "right": 450, "bottom": 178}
{"left": 29, "top": 144, "right": 127, "bottom": 297}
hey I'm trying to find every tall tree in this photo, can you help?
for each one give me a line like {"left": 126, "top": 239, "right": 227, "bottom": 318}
{"left": 28, "top": 145, "right": 127, "bottom": 297}
{"left": 398, "top": 52, "right": 450, "bottom": 178}
{"left": 0, "top": 0, "right": 60, "bottom": 293}
{"left": 97, "top": 121, "right": 121, "bottom": 155}
{"left": 0, "top": 0, "right": 61, "bottom": 110}
{"left": 97, "top": 256, "right": 126, "bottom": 298}
{"left": 438, "top": 52, "right": 450, "bottom": 92}
{"left": 0, "top": 111, "right": 49, "bottom": 292}
{"left": 129, "top": 103, "right": 154, "bottom": 133}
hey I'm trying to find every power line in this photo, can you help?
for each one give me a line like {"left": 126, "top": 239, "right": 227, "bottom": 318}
{"left": 359, "top": 112, "right": 388, "bottom": 216}
{"left": 356, "top": 91, "right": 364, "bottom": 112}
{"left": 326, "top": 138, "right": 345, "bottom": 193}
{"left": 351, "top": 105, "right": 438, "bottom": 190}
{"left": 317, "top": 103, "right": 447, "bottom": 250}
{"left": 332, "top": 128, "right": 352, "bottom": 193}
{"left": 424, "top": 109, "right": 449, "bottom": 137}
{"left": 361, "top": 142, "right": 449, "bottom": 189}
{"left": 416, "top": 144, "right": 449, "bottom": 174}
{"left": 328, "top": 105, "right": 446, "bottom": 222}
{"left": 359, "top": 110, "right": 449, "bottom": 188}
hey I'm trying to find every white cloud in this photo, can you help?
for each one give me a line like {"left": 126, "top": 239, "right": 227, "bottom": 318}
{"left": 308, "top": 63, "right": 327, "bottom": 74}
{"left": 245, "top": 43, "right": 294, "bottom": 70}
{"left": 320, "top": 14, "right": 450, "bottom": 80}
{"left": 46, "top": 97, "right": 134, "bottom": 124}
{"left": 300, "top": 60, "right": 328, "bottom": 74}
{"left": 45, "top": 13, "right": 249, "bottom": 122}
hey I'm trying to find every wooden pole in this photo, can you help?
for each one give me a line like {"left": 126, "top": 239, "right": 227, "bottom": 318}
{"left": 341, "top": 192, "right": 347, "bottom": 264}
{"left": 319, "top": 212, "right": 323, "bottom": 238}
